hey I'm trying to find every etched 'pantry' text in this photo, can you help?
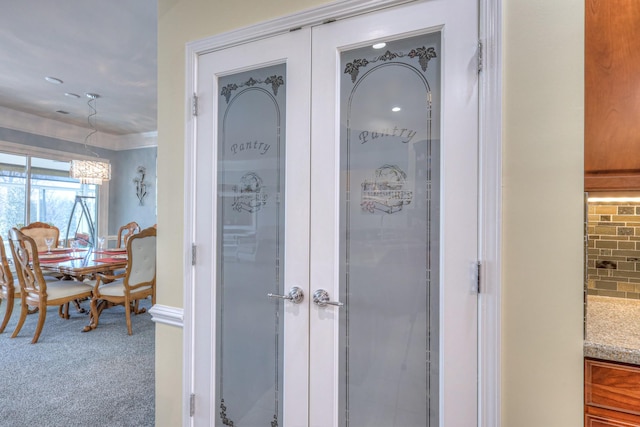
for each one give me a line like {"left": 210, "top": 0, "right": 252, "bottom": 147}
{"left": 230, "top": 141, "right": 271, "bottom": 155}
{"left": 358, "top": 126, "right": 417, "bottom": 144}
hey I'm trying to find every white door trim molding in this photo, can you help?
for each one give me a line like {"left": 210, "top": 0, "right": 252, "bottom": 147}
{"left": 478, "top": 0, "right": 502, "bottom": 426}
{"left": 183, "top": 1, "right": 502, "bottom": 425}
{"left": 186, "top": 0, "right": 416, "bottom": 56}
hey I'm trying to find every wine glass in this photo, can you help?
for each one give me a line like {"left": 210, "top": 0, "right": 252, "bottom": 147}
{"left": 98, "top": 236, "right": 106, "bottom": 251}
{"left": 44, "top": 237, "right": 54, "bottom": 254}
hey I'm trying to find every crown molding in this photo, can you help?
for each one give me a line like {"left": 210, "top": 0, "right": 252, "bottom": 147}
{"left": 0, "top": 105, "right": 157, "bottom": 151}
{"left": 114, "top": 131, "right": 158, "bottom": 150}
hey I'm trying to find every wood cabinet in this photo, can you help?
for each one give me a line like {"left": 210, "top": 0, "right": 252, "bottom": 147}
{"left": 585, "top": 358, "right": 640, "bottom": 426}
{"left": 585, "top": 0, "right": 640, "bottom": 191}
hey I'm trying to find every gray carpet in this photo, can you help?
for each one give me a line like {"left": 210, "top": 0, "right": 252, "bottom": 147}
{"left": 0, "top": 297, "right": 155, "bottom": 427}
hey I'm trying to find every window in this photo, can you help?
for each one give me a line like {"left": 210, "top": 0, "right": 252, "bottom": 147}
{"left": 0, "top": 152, "right": 99, "bottom": 247}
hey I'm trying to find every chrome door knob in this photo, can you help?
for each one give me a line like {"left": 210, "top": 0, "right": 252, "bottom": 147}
{"left": 312, "top": 289, "right": 344, "bottom": 307}
{"left": 267, "top": 286, "right": 304, "bottom": 304}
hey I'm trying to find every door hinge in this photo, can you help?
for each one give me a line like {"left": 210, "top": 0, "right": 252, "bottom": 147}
{"left": 191, "top": 244, "right": 197, "bottom": 266}
{"left": 477, "top": 40, "right": 484, "bottom": 74}
{"left": 475, "top": 261, "right": 482, "bottom": 294}
{"left": 192, "top": 93, "right": 198, "bottom": 116}
{"left": 190, "top": 393, "right": 196, "bottom": 417}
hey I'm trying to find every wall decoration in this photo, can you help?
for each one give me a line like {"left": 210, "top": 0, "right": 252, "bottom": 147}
{"left": 133, "top": 166, "right": 149, "bottom": 205}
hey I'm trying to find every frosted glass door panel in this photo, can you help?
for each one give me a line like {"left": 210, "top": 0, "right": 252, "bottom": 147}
{"left": 215, "top": 63, "right": 286, "bottom": 427}
{"left": 339, "top": 32, "right": 441, "bottom": 427}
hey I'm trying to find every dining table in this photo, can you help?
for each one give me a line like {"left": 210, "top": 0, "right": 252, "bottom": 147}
{"left": 38, "top": 247, "right": 128, "bottom": 280}
{"left": 36, "top": 247, "right": 129, "bottom": 321}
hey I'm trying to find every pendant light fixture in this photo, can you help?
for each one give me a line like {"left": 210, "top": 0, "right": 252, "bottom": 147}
{"left": 69, "top": 93, "right": 111, "bottom": 185}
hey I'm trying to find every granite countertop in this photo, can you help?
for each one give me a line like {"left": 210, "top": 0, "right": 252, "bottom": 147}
{"left": 585, "top": 295, "right": 640, "bottom": 365}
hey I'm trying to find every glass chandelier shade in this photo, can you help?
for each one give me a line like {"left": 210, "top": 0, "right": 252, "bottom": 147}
{"left": 70, "top": 92, "right": 111, "bottom": 185}
{"left": 70, "top": 159, "right": 111, "bottom": 185}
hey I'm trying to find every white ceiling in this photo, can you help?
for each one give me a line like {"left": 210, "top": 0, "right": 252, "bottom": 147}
{"left": 0, "top": 0, "right": 157, "bottom": 138}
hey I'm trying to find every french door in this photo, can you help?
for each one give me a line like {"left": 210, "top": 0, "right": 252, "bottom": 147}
{"left": 190, "top": 1, "right": 479, "bottom": 425}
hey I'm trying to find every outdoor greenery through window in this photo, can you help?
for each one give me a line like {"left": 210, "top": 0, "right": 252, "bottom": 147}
{"left": 0, "top": 152, "right": 98, "bottom": 251}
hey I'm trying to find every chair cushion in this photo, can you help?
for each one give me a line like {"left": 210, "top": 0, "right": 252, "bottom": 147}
{"left": 40, "top": 280, "right": 92, "bottom": 300}
{"left": 98, "top": 279, "right": 152, "bottom": 298}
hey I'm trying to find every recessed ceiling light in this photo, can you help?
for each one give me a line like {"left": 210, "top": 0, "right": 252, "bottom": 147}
{"left": 44, "top": 76, "right": 63, "bottom": 84}
{"left": 55, "top": 110, "right": 70, "bottom": 115}
{"left": 64, "top": 92, "right": 80, "bottom": 99}
{"left": 391, "top": 106, "right": 401, "bottom": 112}
{"left": 372, "top": 42, "right": 387, "bottom": 49}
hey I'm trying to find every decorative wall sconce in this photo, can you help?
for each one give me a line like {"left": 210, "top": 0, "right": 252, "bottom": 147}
{"left": 133, "top": 166, "right": 149, "bottom": 205}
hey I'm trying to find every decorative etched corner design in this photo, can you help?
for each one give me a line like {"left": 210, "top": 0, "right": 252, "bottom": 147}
{"left": 344, "top": 46, "right": 437, "bottom": 83}
{"left": 221, "top": 75, "right": 285, "bottom": 103}
{"left": 361, "top": 165, "right": 413, "bottom": 214}
{"left": 271, "top": 414, "right": 279, "bottom": 427}
{"left": 219, "top": 399, "right": 235, "bottom": 426}
{"left": 232, "top": 172, "right": 268, "bottom": 213}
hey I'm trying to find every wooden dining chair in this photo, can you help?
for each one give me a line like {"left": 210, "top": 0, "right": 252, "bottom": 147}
{"left": 20, "top": 222, "right": 65, "bottom": 280}
{"left": 0, "top": 235, "right": 19, "bottom": 334}
{"left": 20, "top": 222, "right": 60, "bottom": 253}
{"left": 1, "top": 234, "right": 41, "bottom": 334}
{"left": 86, "top": 226, "right": 156, "bottom": 335}
{"left": 8, "top": 227, "right": 93, "bottom": 344}
{"left": 116, "top": 221, "right": 140, "bottom": 249}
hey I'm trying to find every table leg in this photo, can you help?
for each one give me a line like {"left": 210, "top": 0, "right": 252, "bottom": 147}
{"left": 82, "top": 298, "right": 108, "bottom": 332}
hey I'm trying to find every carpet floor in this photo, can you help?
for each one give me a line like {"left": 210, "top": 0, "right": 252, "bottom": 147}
{"left": 0, "top": 297, "right": 155, "bottom": 427}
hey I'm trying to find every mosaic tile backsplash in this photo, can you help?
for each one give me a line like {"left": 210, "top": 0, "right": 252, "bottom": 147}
{"left": 587, "top": 201, "right": 640, "bottom": 300}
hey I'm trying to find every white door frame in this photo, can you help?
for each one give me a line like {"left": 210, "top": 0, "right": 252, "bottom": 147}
{"left": 182, "top": 0, "right": 502, "bottom": 426}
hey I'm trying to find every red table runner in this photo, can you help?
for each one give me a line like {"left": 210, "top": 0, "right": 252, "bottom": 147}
{"left": 93, "top": 249, "right": 127, "bottom": 255}
{"left": 38, "top": 248, "right": 74, "bottom": 255}
{"left": 94, "top": 257, "right": 127, "bottom": 263}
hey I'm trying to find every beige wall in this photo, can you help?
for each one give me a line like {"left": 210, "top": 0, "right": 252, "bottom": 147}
{"left": 157, "top": 0, "right": 585, "bottom": 425}
{"left": 502, "top": 0, "right": 584, "bottom": 425}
